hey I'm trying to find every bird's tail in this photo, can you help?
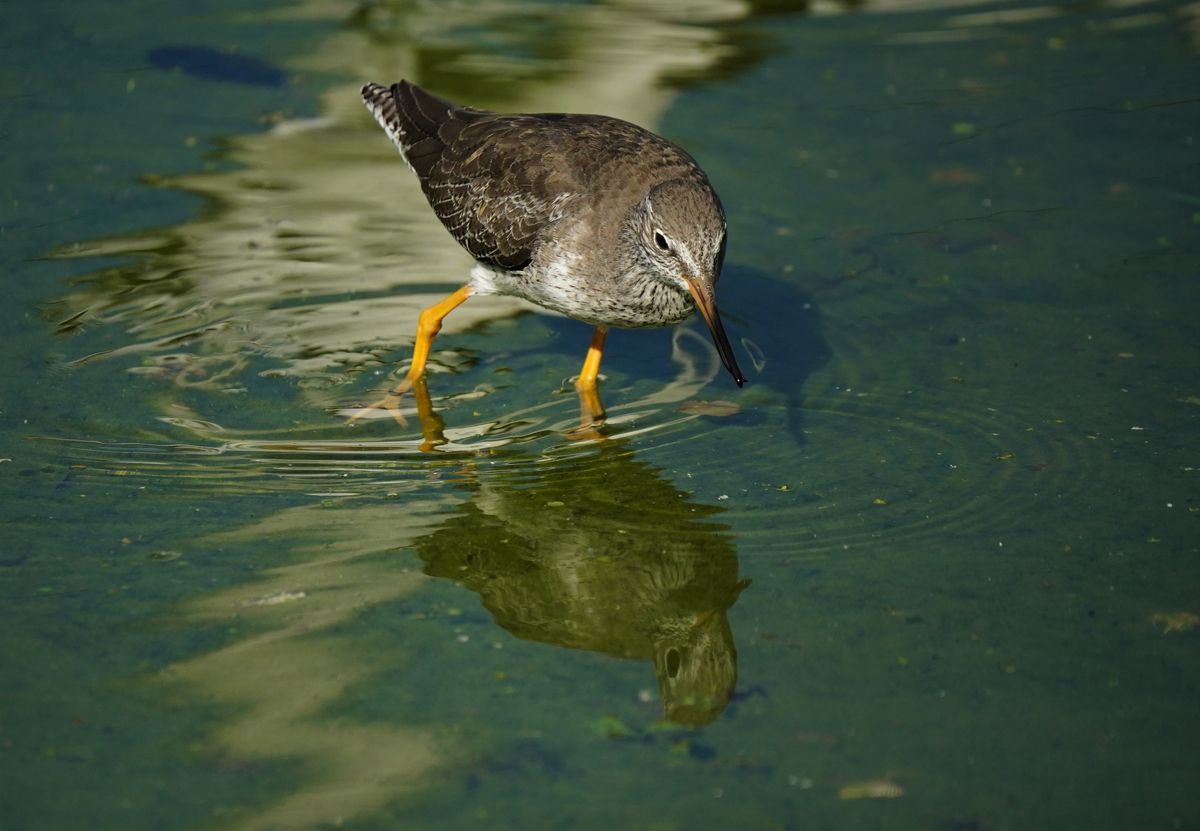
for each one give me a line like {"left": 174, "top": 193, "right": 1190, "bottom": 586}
{"left": 361, "top": 80, "right": 474, "bottom": 181}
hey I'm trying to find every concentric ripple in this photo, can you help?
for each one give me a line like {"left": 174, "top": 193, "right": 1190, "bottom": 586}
{"left": 30, "top": 327, "right": 739, "bottom": 498}
{"left": 653, "top": 374, "right": 1107, "bottom": 559}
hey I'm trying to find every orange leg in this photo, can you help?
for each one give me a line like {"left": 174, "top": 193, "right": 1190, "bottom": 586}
{"left": 407, "top": 285, "right": 474, "bottom": 385}
{"left": 573, "top": 326, "right": 608, "bottom": 429}
{"left": 575, "top": 326, "right": 608, "bottom": 391}
{"left": 349, "top": 285, "right": 472, "bottom": 424}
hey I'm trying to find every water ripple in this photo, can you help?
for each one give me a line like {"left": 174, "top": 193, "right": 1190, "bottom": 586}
{"left": 719, "top": 382, "right": 1102, "bottom": 557}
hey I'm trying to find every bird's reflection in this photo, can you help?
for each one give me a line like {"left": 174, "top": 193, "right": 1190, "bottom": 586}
{"left": 412, "top": 439, "right": 748, "bottom": 726}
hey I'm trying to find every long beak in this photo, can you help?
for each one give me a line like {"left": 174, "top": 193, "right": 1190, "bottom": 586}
{"left": 686, "top": 278, "right": 747, "bottom": 387}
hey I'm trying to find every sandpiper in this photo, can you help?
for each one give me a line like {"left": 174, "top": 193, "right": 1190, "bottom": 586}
{"left": 359, "top": 80, "right": 745, "bottom": 418}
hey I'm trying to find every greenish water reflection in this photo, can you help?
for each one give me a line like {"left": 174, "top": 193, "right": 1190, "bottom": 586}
{"left": 416, "top": 442, "right": 749, "bottom": 726}
{"left": 161, "top": 502, "right": 444, "bottom": 831}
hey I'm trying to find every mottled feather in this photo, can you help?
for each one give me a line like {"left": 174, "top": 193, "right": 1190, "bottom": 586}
{"left": 362, "top": 81, "right": 708, "bottom": 272}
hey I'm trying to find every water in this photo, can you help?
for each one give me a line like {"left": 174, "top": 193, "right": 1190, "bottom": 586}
{"left": 2, "top": 1, "right": 1198, "bottom": 829}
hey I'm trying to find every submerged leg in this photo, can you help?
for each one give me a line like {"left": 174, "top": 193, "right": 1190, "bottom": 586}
{"left": 410, "top": 375, "right": 446, "bottom": 451}
{"left": 349, "top": 285, "right": 472, "bottom": 424}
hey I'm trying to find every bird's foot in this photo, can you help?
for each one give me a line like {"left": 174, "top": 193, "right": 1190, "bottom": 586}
{"left": 346, "top": 377, "right": 415, "bottom": 426}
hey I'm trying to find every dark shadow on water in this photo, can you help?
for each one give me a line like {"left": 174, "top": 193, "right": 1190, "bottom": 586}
{"left": 720, "top": 263, "right": 830, "bottom": 444}
{"left": 413, "top": 440, "right": 750, "bottom": 727}
{"left": 146, "top": 45, "right": 290, "bottom": 87}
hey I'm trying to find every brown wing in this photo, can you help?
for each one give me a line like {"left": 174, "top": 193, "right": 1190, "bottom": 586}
{"left": 363, "top": 81, "right": 588, "bottom": 270}
{"left": 425, "top": 115, "right": 591, "bottom": 270}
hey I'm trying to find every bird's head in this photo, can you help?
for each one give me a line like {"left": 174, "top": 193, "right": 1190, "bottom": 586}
{"left": 638, "top": 178, "right": 746, "bottom": 387}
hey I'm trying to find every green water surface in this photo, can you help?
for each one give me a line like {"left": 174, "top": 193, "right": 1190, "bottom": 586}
{"left": 2, "top": 1, "right": 1198, "bottom": 829}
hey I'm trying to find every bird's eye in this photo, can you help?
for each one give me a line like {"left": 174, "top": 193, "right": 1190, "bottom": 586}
{"left": 653, "top": 230, "right": 671, "bottom": 252}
